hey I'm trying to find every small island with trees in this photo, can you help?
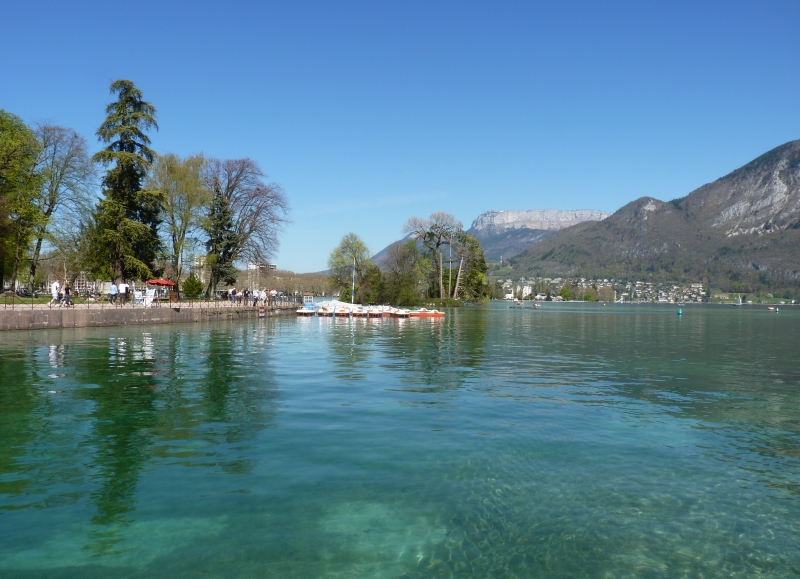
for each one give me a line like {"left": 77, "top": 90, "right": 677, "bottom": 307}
{"left": 326, "top": 212, "right": 490, "bottom": 307}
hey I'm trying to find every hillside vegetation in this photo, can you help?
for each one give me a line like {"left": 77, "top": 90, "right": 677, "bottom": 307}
{"left": 509, "top": 140, "right": 800, "bottom": 295}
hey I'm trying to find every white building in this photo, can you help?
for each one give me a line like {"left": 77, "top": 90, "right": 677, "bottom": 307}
{"left": 247, "top": 262, "right": 277, "bottom": 271}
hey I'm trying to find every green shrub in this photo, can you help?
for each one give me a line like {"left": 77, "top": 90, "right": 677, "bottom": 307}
{"left": 182, "top": 272, "right": 204, "bottom": 298}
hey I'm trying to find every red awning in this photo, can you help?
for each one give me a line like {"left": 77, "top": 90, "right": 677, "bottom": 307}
{"left": 146, "top": 279, "right": 177, "bottom": 287}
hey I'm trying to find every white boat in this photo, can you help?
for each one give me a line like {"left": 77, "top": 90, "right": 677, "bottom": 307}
{"left": 297, "top": 300, "right": 432, "bottom": 318}
{"left": 733, "top": 294, "right": 742, "bottom": 306}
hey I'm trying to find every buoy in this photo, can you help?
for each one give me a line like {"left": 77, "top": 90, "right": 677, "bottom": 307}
{"left": 677, "top": 309, "right": 682, "bottom": 315}
{"left": 258, "top": 306, "right": 265, "bottom": 318}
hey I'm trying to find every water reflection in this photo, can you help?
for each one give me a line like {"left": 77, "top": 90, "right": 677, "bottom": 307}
{"left": 384, "top": 311, "right": 487, "bottom": 395}
{"left": 323, "top": 318, "right": 378, "bottom": 381}
{"left": 1, "top": 308, "right": 800, "bottom": 578}
{"left": 0, "top": 323, "right": 279, "bottom": 558}
{"left": 480, "top": 304, "right": 800, "bottom": 499}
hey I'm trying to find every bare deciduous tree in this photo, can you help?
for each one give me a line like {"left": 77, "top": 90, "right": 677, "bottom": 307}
{"left": 403, "top": 211, "right": 462, "bottom": 298}
{"left": 28, "top": 123, "right": 95, "bottom": 290}
{"left": 204, "top": 158, "right": 289, "bottom": 265}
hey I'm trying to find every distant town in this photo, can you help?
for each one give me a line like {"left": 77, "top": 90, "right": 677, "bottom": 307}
{"left": 495, "top": 277, "right": 795, "bottom": 304}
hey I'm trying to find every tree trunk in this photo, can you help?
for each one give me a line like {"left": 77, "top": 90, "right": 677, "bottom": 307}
{"left": 438, "top": 251, "right": 444, "bottom": 299}
{"left": 453, "top": 257, "right": 464, "bottom": 300}
{"left": 10, "top": 230, "right": 24, "bottom": 291}
{"left": 28, "top": 236, "right": 45, "bottom": 291}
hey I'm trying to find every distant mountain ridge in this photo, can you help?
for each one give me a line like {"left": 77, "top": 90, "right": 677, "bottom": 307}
{"left": 368, "top": 208, "right": 608, "bottom": 265}
{"left": 508, "top": 139, "right": 800, "bottom": 292}
{"left": 467, "top": 209, "right": 608, "bottom": 261}
{"left": 469, "top": 209, "right": 609, "bottom": 235}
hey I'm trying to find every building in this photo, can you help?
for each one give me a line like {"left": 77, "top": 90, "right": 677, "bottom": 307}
{"left": 247, "top": 262, "right": 277, "bottom": 271}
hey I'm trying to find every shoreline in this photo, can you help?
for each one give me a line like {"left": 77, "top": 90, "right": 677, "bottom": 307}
{"left": 0, "top": 302, "right": 297, "bottom": 332}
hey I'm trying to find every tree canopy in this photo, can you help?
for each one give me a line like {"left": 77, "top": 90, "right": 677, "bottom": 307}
{"left": 328, "top": 233, "right": 371, "bottom": 301}
{"left": 0, "top": 110, "right": 43, "bottom": 289}
{"left": 148, "top": 153, "right": 209, "bottom": 282}
{"left": 86, "top": 79, "right": 161, "bottom": 282}
{"left": 404, "top": 212, "right": 463, "bottom": 298}
{"left": 27, "top": 123, "right": 95, "bottom": 290}
{"left": 204, "top": 176, "right": 240, "bottom": 296}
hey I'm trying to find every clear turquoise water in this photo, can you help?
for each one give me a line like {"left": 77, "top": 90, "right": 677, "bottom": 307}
{"left": 1, "top": 303, "right": 799, "bottom": 578}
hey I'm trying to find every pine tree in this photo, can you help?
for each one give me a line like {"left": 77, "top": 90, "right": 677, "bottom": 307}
{"left": 204, "top": 178, "right": 239, "bottom": 296}
{"left": 86, "top": 80, "right": 162, "bottom": 282}
{"left": 181, "top": 271, "right": 204, "bottom": 298}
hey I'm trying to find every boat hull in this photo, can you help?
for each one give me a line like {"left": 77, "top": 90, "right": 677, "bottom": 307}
{"left": 297, "top": 303, "right": 442, "bottom": 318}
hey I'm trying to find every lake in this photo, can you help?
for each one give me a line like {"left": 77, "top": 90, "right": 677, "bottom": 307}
{"left": 1, "top": 303, "right": 799, "bottom": 578}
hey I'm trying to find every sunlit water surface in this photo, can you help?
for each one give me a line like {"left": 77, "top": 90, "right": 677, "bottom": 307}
{"left": 1, "top": 303, "right": 799, "bottom": 578}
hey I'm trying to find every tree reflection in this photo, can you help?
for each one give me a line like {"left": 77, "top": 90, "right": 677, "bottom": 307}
{"left": 382, "top": 309, "right": 487, "bottom": 395}
{"left": 64, "top": 334, "right": 160, "bottom": 554}
{"left": 0, "top": 323, "right": 282, "bottom": 555}
{"left": 198, "top": 325, "right": 279, "bottom": 447}
{"left": 0, "top": 343, "right": 44, "bottom": 499}
{"left": 325, "top": 318, "right": 379, "bottom": 381}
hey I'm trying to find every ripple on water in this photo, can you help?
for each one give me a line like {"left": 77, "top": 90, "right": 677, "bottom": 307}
{"left": 0, "top": 307, "right": 799, "bottom": 578}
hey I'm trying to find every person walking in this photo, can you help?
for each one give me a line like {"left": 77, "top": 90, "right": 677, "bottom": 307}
{"left": 50, "top": 279, "right": 61, "bottom": 306}
{"left": 62, "top": 285, "right": 74, "bottom": 308}
{"left": 109, "top": 282, "right": 118, "bottom": 304}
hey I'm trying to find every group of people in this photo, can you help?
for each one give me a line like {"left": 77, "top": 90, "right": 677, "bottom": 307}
{"left": 108, "top": 281, "right": 131, "bottom": 305}
{"left": 226, "top": 287, "right": 278, "bottom": 306}
{"left": 49, "top": 280, "right": 74, "bottom": 308}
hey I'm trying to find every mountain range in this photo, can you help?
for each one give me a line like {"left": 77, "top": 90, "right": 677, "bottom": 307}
{"left": 466, "top": 209, "right": 608, "bottom": 261}
{"left": 369, "top": 209, "right": 606, "bottom": 264}
{"left": 509, "top": 139, "right": 800, "bottom": 293}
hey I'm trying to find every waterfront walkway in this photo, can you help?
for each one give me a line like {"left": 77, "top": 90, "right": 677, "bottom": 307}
{"left": 1, "top": 295, "right": 298, "bottom": 311}
{"left": 0, "top": 295, "right": 298, "bottom": 331}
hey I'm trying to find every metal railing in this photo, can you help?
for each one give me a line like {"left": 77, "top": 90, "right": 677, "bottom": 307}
{"left": 1, "top": 292, "right": 300, "bottom": 311}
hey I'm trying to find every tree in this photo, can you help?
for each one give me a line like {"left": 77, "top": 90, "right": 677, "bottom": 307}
{"left": 0, "top": 110, "right": 42, "bottom": 290}
{"left": 204, "top": 177, "right": 239, "bottom": 296}
{"left": 598, "top": 286, "right": 614, "bottom": 302}
{"left": 86, "top": 80, "right": 161, "bottom": 283}
{"left": 450, "top": 231, "right": 488, "bottom": 301}
{"left": 27, "top": 123, "right": 95, "bottom": 291}
{"left": 381, "top": 239, "right": 429, "bottom": 305}
{"left": 560, "top": 284, "right": 572, "bottom": 301}
{"left": 148, "top": 153, "right": 209, "bottom": 282}
{"left": 204, "top": 158, "right": 289, "bottom": 265}
{"left": 403, "top": 212, "right": 462, "bottom": 298}
{"left": 182, "top": 271, "right": 204, "bottom": 298}
{"left": 328, "top": 233, "right": 371, "bottom": 300}
{"left": 358, "top": 262, "right": 384, "bottom": 304}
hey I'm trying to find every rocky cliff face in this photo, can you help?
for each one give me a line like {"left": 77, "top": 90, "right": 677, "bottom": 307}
{"left": 683, "top": 140, "right": 800, "bottom": 235}
{"left": 469, "top": 209, "right": 609, "bottom": 236}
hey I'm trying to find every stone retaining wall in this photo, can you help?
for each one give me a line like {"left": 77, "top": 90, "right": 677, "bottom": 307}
{"left": 0, "top": 304, "right": 296, "bottom": 332}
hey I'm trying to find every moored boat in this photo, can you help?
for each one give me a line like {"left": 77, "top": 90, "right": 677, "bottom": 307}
{"left": 409, "top": 308, "right": 445, "bottom": 318}
{"left": 297, "top": 300, "right": 443, "bottom": 318}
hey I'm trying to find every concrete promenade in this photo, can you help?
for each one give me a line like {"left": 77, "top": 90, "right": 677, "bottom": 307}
{"left": 0, "top": 299, "right": 297, "bottom": 332}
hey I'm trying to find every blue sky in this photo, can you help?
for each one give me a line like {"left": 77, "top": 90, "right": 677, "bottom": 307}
{"left": 2, "top": 1, "right": 799, "bottom": 272}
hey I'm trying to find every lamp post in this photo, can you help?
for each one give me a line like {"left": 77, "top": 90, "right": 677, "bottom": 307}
{"left": 351, "top": 257, "right": 355, "bottom": 304}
